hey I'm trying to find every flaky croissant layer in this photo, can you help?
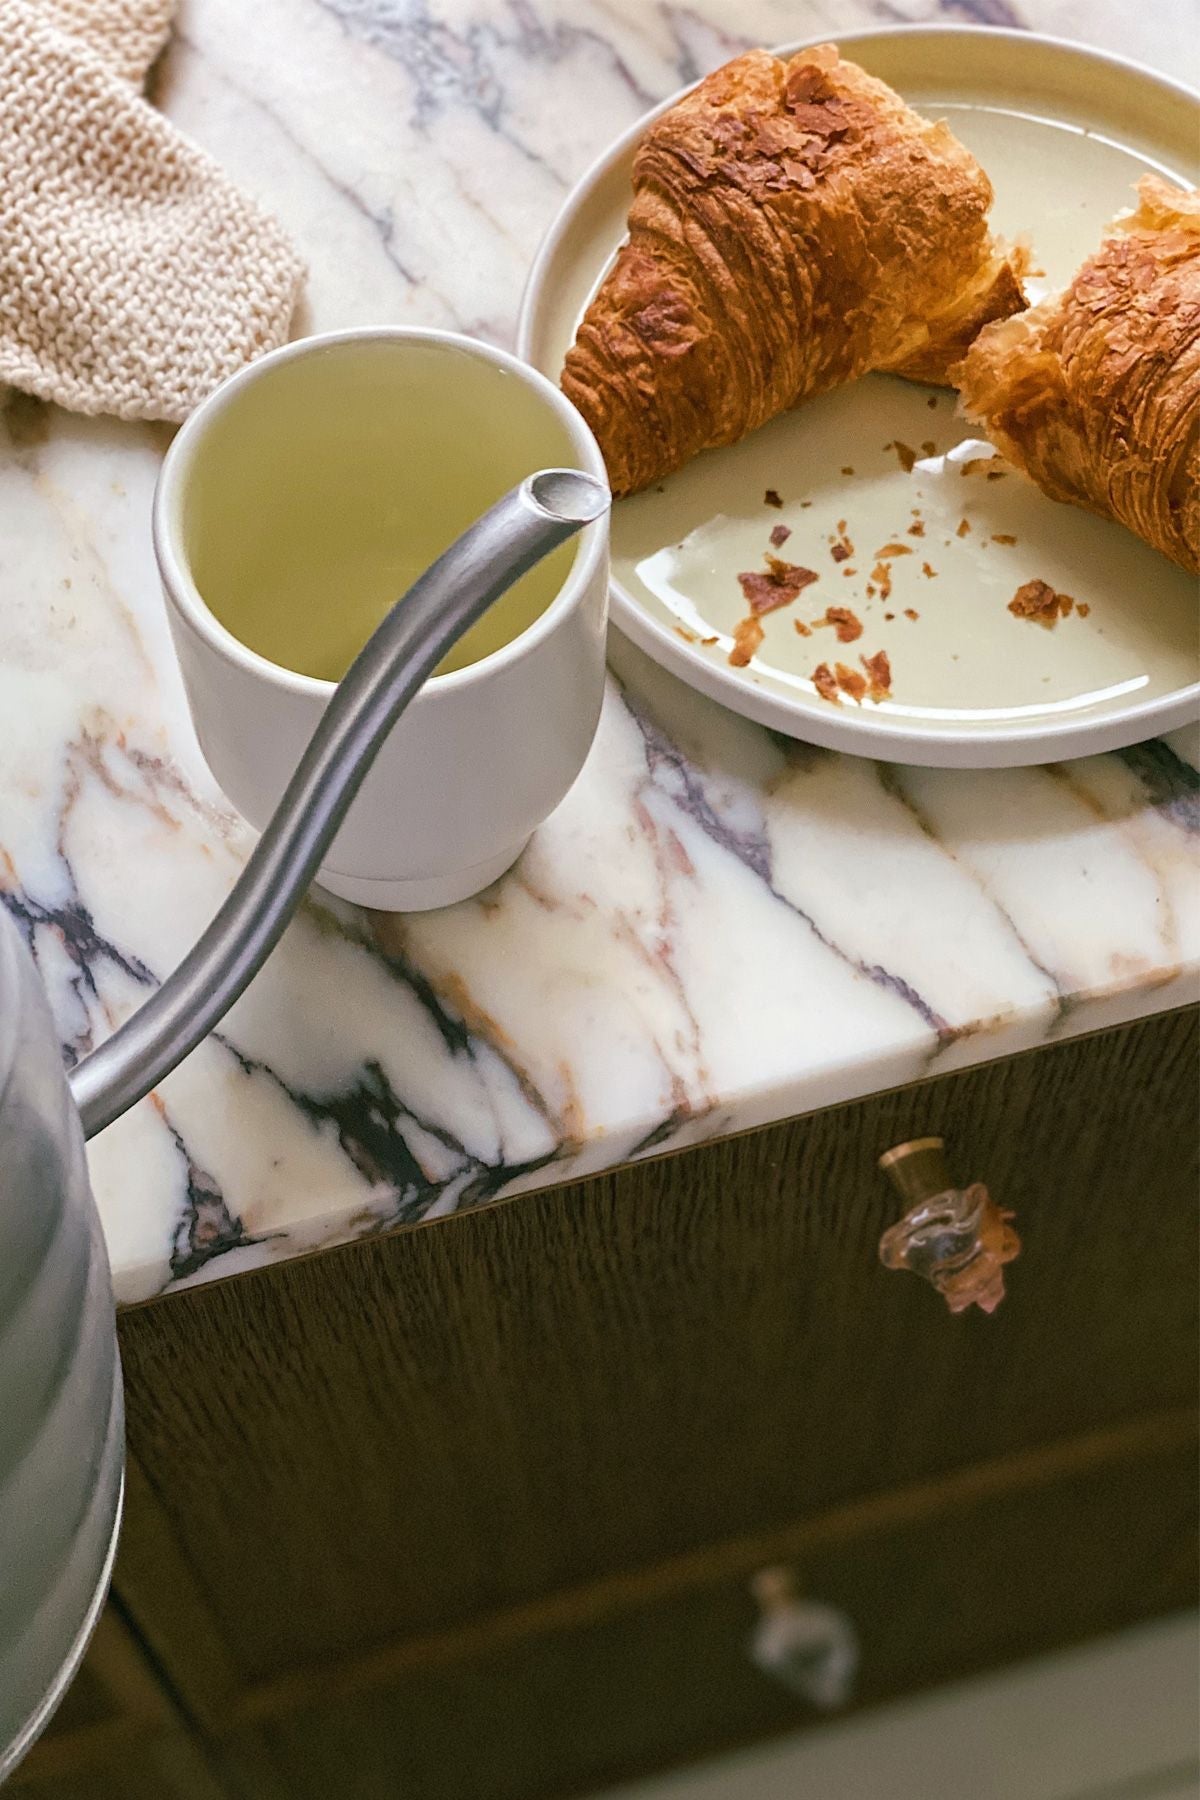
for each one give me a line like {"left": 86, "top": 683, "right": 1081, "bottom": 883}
{"left": 958, "top": 175, "right": 1200, "bottom": 574}
{"left": 562, "top": 44, "right": 1025, "bottom": 496}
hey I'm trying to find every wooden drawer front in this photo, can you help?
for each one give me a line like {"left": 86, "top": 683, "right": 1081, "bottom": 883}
{"left": 117, "top": 1010, "right": 1198, "bottom": 1695}
{"left": 220, "top": 1417, "right": 1198, "bottom": 1800}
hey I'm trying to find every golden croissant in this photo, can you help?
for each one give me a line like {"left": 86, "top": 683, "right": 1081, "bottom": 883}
{"left": 562, "top": 44, "right": 1025, "bottom": 497}
{"left": 958, "top": 176, "right": 1200, "bottom": 575}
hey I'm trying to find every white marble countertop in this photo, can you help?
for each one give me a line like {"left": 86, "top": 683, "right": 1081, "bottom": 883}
{"left": 2, "top": 0, "right": 1197, "bottom": 1304}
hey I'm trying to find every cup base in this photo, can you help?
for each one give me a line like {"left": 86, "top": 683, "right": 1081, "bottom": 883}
{"left": 316, "top": 838, "right": 531, "bottom": 913}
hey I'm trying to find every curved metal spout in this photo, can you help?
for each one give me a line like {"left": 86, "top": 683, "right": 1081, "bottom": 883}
{"left": 69, "top": 469, "right": 609, "bottom": 1140}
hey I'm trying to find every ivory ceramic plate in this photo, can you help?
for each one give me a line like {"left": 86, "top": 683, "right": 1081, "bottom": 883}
{"left": 518, "top": 28, "right": 1200, "bottom": 766}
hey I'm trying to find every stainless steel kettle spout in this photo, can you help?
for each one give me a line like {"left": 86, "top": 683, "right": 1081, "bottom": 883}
{"left": 68, "top": 468, "right": 609, "bottom": 1139}
{"left": 0, "top": 464, "right": 607, "bottom": 1778}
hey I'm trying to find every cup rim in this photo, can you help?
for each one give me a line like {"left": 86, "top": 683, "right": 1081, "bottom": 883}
{"left": 152, "top": 326, "right": 608, "bottom": 698}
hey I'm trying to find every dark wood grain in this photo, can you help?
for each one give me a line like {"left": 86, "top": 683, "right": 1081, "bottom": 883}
{"left": 219, "top": 1419, "right": 1198, "bottom": 1800}
{"left": 231, "top": 1406, "right": 1197, "bottom": 1721}
{"left": 115, "top": 1009, "right": 1198, "bottom": 1713}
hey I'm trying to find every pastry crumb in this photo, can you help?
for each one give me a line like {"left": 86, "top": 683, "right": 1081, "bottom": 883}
{"left": 674, "top": 626, "right": 696, "bottom": 642}
{"left": 729, "top": 615, "right": 764, "bottom": 664}
{"left": 907, "top": 520, "right": 926, "bottom": 537}
{"left": 991, "top": 533, "right": 1018, "bottom": 545}
{"left": 904, "top": 607, "right": 920, "bottom": 620}
{"left": 861, "top": 649, "right": 892, "bottom": 700}
{"left": 769, "top": 523, "right": 792, "bottom": 547}
{"left": 1009, "top": 578, "right": 1075, "bottom": 628}
{"left": 818, "top": 606, "right": 864, "bottom": 643}
{"left": 812, "top": 662, "right": 840, "bottom": 704}
{"left": 1078, "top": 602, "right": 1091, "bottom": 618}
{"left": 738, "top": 558, "right": 820, "bottom": 614}
{"left": 888, "top": 440, "right": 918, "bottom": 472}
{"left": 764, "top": 488, "right": 783, "bottom": 508}
{"left": 921, "top": 562, "right": 937, "bottom": 579}
{"left": 875, "top": 542, "right": 912, "bottom": 557}
{"left": 870, "top": 560, "right": 893, "bottom": 601}
{"left": 986, "top": 469, "right": 1007, "bottom": 481}
{"left": 926, "top": 395, "right": 939, "bottom": 409}
{"left": 794, "top": 619, "right": 812, "bottom": 637}
{"left": 841, "top": 465, "right": 855, "bottom": 476}
{"left": 956, "top": 518, "right": 971, "bottom": 537}
{"left": 835, "top": 661, "right": 867, "bottom": 701}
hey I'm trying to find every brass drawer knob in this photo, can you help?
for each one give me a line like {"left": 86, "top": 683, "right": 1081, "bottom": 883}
{"left": 747, "top": 1567, "right": 858, "bottom": 1709}
{"left": 878, "top": 1137, "right": 1019, "bottom": 1315}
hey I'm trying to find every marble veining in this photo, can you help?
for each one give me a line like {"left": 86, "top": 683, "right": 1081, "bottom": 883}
{"left": 1, "top": 0, "right": 1196, "bottom": 1302}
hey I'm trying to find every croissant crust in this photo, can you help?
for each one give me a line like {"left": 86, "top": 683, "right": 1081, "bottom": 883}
{"left": 562, "top": 44, "right": 1025, "bottom": 496}
{"left": 958, "top": 176, "right": 1200, "bottom": 574}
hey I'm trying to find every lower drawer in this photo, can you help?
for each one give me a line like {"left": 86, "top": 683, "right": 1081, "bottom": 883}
{"left": 220, "top": 1412, "right": 1198, "bottom": 1800}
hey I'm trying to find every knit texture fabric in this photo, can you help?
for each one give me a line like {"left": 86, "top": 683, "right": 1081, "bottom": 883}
{"left": 34, "top": 0, "right": 175, "bottom": 85}
{"left": 0, "top": 0, "right": 305, "bottom": 422}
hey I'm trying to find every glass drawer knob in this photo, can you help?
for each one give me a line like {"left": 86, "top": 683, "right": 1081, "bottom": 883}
{"left": 748, "top": 1567, "right": 858, "bottom": 1709}
{"left": 878, "top": 1137, "right": 1019, "bottom": 1315}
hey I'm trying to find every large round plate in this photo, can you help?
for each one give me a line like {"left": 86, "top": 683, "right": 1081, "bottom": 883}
{"left": 518, "top": 27, "right": 1199, "bottom": 767}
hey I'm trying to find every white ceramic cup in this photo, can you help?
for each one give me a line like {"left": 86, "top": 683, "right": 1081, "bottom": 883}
{"left": 153, "top": 328, "right": 609, "bottom": 911}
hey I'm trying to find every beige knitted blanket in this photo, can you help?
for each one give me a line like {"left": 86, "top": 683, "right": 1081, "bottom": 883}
{"left": 0, "top": 0, "right": 304, "bottom": 421}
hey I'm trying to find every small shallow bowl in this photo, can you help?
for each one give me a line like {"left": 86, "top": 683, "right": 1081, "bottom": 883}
{"left": 519, "top": 26, "right": 1199, "bottom": 768}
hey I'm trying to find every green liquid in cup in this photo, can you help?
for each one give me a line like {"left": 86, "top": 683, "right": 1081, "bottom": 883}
{"left": 183, "top": 338, "right": 579, "bottom": 681}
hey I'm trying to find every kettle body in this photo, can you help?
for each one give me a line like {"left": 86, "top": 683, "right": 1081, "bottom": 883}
{"left": 0, "top": 909, "right": 124, "bottom": 1776}
{"left": 0, "top": 466, "right": 607, "bottom": 1769}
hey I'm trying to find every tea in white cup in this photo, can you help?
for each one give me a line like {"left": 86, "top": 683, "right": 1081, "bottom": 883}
{"left": 184, "top": 334, "right": 584, "bottom": 682}
{"left": 155, "top": 329, "right": 610, "bottom": 912}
